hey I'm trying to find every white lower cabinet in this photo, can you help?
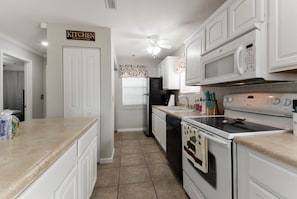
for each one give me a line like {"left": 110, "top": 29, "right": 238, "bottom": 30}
{"left": 89, "top": 138, "right": 97, "bottom": 192}
{"left": 236, "top": 143, "right": 297, "bottom": 199}
{"left": 78, "top": 149, "right": 90, "bottom": 199}
{"left": 78, "top": 136, "right": 97, "bottom": 199}
{"left": 17, "top": 123, "right": 97, "bottom": 199}
{"left": 55, "top": 165, "right": 78, "bottom": 199}
{"left": 152, "top": 108, "right": 166, "bottom": 151}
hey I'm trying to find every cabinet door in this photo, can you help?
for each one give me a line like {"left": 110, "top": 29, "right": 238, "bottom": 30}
{"left": 89, "top": 137, "right": 97, "bottom": 196}
{"left": 161, "top": 57, "right": 180, "bottom": 90}
{"left": 160, "top": 119, "right": 166, "bottom": 152}
{"left": 55, "top": 166, "right": 78, "bottom": 199}
{"left": 205, "top": 9, "right": 227, "bottom": 51}
{"left": 152, "top": 113, "right": 157, "bottom": 136}
{"left": 161, "top": 61, "right": 169, "bottom": 89}
{"left": 229, "top": 0, "right": 265, "bottom": 39}
{"left": 81, "top": 48, "right": 100, "bottom": 118}
{"left": 17, "top": 143, "right": 77, "bottom": 199}
{"left": 155, "top": 116, "right": 162, "bottom": 143}
{"left": 268, "top": 0, "right": 297, "bottom": 72}
{"left": 63, "top": 47, "right": 82, "bottom": 118}
{"left": 185, "top": 31, "right": 204, "bottom": 85}
{"left": 78, "top": 149, "right": 90, "bottom": 199}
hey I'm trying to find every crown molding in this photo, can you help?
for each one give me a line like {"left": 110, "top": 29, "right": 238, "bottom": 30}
{"left": 0, "top": 32, "right": 44, "bottom": 57}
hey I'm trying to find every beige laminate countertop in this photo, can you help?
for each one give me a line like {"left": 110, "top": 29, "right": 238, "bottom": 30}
{"left": 235, "top": 133, "right": 297, "bottom": 168}
{"left": 0, "top": 118, "right": 97, "bottom": 199}
{"left": 153, "top": 105, "right": 204, "bottom": 118}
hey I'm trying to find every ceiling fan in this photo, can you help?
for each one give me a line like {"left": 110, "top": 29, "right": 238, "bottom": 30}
{"left": 146, "top": 35, "right": 171, "bottom": 58}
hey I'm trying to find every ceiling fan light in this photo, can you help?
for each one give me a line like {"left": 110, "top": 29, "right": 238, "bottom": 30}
{"left": 152, "top": 47, "right": 161, "bottom": 55}
{"left": 146, "top": 46, "right": 154, "bottom": 54}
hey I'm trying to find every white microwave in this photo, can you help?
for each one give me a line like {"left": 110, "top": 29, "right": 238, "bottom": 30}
{"left": 201, "top": 29, "right": 265, "bottom": 85}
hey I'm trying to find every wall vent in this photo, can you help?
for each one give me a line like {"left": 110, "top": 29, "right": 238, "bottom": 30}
{"left": 105, "top": 0, "right": 117, "bottom": 9}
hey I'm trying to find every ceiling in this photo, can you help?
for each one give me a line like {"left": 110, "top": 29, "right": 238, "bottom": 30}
{"left": 0, "top": 0, "right": 225, "bottom": 60}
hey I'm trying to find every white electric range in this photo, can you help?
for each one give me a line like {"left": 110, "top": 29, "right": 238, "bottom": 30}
{"left": 181, "top": 93, "right": 295, "bottom": 199}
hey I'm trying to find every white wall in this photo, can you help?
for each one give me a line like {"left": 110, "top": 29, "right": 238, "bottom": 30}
{"left": 0, "top": 34, "right": 44, "bottom": 118}
{"left": 46, "top": 23, "right": 114, "bottom": 160}
{"left": 115, "top": 56, "right": 160, "bottom": 131}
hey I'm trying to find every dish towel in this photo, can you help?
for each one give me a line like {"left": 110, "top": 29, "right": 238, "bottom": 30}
{"left": 183, "top": 125, "right": 208, "bottom": 173}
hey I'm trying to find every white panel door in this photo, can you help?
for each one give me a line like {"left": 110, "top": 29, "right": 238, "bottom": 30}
{"left": 268, "top": 0, "right": 297, "bottom": 72}
{"left": 81, "top": 48, "right": 100, "bottom": 118}
{"left": 229, "top": 0, "right": 265, "bottom": 39}
{"left": 205, "top": 9, "right": 227, "bottom": 51}
{"left": 63, "top": 48, "right": 82, "bottom": 118}
{"left": 64, "top": 47, "right": 100, "bottom": 118}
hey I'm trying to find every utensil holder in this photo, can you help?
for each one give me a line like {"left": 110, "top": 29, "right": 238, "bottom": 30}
{"left": 206, "top": 101, "right": 216, "bottom": 115}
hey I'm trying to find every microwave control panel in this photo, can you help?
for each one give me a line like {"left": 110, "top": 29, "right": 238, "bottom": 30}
{"left": 242, "top": 43, "right": 255, "bottom": 73}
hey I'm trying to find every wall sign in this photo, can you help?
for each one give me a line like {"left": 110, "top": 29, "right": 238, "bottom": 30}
{"left": 66, "top": 30, "right": 95, "bottom": 41}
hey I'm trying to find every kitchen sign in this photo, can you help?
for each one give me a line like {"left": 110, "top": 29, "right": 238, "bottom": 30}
{"left": 66, "top": 30, "right": 95, "bottom": 41}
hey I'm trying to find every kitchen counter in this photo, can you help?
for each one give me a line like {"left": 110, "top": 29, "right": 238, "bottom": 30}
{"left": 0, "top": 118, "right": 97, "bottom": 199}
{"left": 153, "top": 105, "right": 204, "bottom": 119}
{"left": 235, "top": 133, "right": 297, "bottom": 168}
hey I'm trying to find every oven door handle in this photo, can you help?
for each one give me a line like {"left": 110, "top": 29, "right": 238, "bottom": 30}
{"left": 201, "top": 132, "right": 229, "bottom": 146}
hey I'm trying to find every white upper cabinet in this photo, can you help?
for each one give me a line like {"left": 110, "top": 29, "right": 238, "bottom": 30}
{"left": 228, "top": 0, "right": 265, "bottom": 39}
{"left": 185, "top": 30, "right": 204, "bottom": 85}
{"left": 268, "top": 0, "right": 297, "bottom": 72}
{"left": 205, "top": 9, "right": 228, "bottom": 51}
{"left": 159, "top": 56, "right": 180, "bottom": 90}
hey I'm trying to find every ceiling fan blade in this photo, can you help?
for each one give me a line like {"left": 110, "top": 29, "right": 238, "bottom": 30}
{"left": 158, "top": 43, "right": 171, "bottom": 49}
{"left": 157, "top": 39, "right": 171, "bottom": 49}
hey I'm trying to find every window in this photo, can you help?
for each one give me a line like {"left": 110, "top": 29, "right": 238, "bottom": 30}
{"left": 122, "top": 78, "right": 147, "bottom": 105}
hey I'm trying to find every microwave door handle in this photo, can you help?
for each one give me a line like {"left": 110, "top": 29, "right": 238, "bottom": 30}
{"left": 235, "top": 45, "right": 244, "bottom": 74}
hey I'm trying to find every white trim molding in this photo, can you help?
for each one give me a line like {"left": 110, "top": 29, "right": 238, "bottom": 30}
{"left": 99, "top": 148, "right": 114, "bottom": 164}
{"left": 116, "top": 128, "right": 146, "bottom": 133}
{"left": 0, "top": 32, "right": 44, "bottom": 57}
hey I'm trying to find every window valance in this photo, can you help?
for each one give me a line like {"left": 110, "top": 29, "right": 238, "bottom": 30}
{"left": 119, "top": 65, "right": 148, "bottom": 78}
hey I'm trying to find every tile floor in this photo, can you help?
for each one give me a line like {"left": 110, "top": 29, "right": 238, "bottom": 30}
{"left": 91, "top": 132, "right": 189, "bottom": 199}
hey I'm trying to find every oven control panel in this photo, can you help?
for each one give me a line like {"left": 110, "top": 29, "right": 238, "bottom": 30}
{"left": 223, "top": 93, "right": 297, "bottom": 117}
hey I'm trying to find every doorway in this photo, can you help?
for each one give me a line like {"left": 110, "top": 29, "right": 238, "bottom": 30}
{"left": 0, "top": 50, "right": 32, "bottom": 121}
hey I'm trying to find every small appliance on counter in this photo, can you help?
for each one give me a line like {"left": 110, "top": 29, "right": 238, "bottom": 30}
{"left": 167, "top": 94, "right": 175, "bottom": 106}
{"left": 0, "top": 110, "right": 20, "bottom": 140}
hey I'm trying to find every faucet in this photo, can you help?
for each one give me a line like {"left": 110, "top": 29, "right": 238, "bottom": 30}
{"left": 178, "top": 95, "right": 190, "bottom": 110}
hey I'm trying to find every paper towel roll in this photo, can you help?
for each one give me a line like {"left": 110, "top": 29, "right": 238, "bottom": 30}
{"left": 167, "top": 94, "right": 175, "bottom": 106}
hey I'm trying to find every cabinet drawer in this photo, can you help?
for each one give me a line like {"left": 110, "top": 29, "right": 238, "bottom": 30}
{"left": 78, "top": 123, "right": 97, "bottom": 157}
{"left": 152, "top": 108, "right": 166, "bottom": 121}
{"left": 249, "top": 153, "right": 297, "bottom": 198}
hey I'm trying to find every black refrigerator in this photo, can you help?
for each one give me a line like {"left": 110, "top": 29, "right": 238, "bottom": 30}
{"left": 145, "top": 77, "right": 177, "bottom": 137}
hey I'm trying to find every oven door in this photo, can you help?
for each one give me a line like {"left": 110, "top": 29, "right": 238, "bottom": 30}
{"left": 182, "top": 122, "right": 233, "bottom": 199}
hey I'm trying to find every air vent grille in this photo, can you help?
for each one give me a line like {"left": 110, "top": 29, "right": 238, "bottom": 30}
{"left": 105, "top": 0, "right": 116, "bottom": 9}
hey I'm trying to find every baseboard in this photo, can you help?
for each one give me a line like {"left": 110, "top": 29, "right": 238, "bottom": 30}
{"left": 99, "top": 148, "right": 114, "bottom": 164}
{"left": 117, "top": 128, "right": 146, "bottom": 132}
